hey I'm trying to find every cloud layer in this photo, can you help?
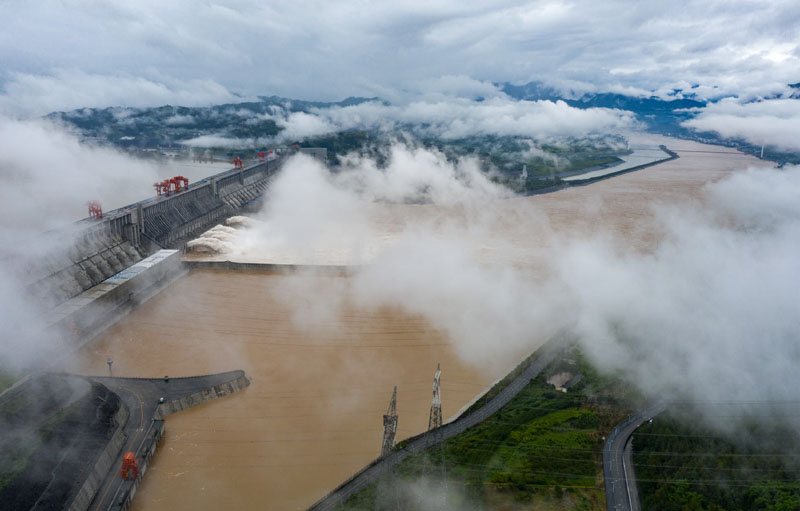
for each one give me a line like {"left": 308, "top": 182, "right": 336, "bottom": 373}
{"left": 178, "top": 96, "right": 637, "bottom": 147}
{"left": 683, "top": 98, "right": 800, "bottom": 151}
{"left": 1, "top": 1, "right": 799, "bottom": 115}
{"left": 202, "top": 147, "right": 800, "bottom": 433}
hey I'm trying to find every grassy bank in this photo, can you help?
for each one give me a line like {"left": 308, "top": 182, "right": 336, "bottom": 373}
{"left": 634, "top": 415, "right": 800, "bottom": 511}
{"left": 335, "top": 348, "right": 632, "bottom": 511}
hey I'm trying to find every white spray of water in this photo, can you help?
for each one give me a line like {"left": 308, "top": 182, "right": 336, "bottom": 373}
{"left": 204, "top": 144, "right": 800, "bottom": 432}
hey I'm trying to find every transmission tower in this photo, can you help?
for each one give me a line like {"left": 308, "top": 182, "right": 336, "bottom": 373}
{"left": 427, "top": 363, "right": 447, "bottom": 505}
{"left": 381, "top": 386, "right": 398, "bottom": 457}
{"left": 428, "top": 363, "right": 442, "bottom": 431}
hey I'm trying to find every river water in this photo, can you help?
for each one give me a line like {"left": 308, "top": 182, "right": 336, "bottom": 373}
{"left": 65, "top": 136, "right": 765, "bottom": 510}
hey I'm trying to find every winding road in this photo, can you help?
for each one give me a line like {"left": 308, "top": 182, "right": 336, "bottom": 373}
{"left": 603, "top": 402, "right": 666, "bottom": 511}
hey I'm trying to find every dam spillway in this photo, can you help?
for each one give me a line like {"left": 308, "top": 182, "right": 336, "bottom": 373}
{"left": 11, "top": 156, "right": 287, "bottom": 356}
{"left": 20, "top": 157, "right": 280, "bottom": 303}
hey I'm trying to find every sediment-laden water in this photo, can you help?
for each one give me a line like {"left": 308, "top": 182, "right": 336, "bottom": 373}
{"left": 66, "top": 136, "right": 765, "bottom": 510}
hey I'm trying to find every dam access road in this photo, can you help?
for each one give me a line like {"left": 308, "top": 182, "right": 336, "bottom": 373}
{"left": 82, "top": 371, "right": 250, "bottom": 511}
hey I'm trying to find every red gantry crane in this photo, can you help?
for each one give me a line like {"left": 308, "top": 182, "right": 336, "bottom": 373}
{"left": 154, "top": 176, "right": 190, "bottom": 197}
{"left": 88, "top": 200, "right": 103, "bottom": 219}
{"left": 173, "top": 175, "right": 189, "bottom": 192}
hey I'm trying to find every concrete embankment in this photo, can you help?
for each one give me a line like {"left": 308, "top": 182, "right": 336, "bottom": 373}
{"left": 18, "top": 158, "right": 284, "bottom": 321}
{"left": 184, "top": 260, "right": 357, "bottom": 275}
{"left": 81, "top": 370, "right": 251, "bottom": 511}
{"left": 67, "top": 404, "right": 130, "bottom": 511}
{"left": 110, "top": 420, "right": 165, "bottom": 511}
{"left": 48, "top": 249, "right": 185, "bottom": 355}
{"left": 564, "top": 145, "right": 678, "bottom": 186}
{"left": 23, "top": 160, "right": 284, "bottom": 360}
{"left": 154, "top": 371, "right": 251, "bottom": 419}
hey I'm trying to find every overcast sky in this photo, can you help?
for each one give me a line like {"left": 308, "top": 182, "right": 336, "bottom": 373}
{"left": 1, "top": 0, "right": 798, "bottom": 116}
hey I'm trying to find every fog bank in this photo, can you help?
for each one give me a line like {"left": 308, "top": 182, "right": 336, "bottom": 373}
{"left": 214, "top": 146, "right": 800, "bottom": 430}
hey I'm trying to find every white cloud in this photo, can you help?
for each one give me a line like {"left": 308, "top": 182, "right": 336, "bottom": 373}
{"left": 0, "top": 70, "right": 246, "bottom": 117}
{"left": 177, "top": 93, "right": 636, "bottom": 148}
{"left": 164, "top": 114, "right": 195, "bottom": 125}
{"left": 1, "top": 1, "right": 799, "bottom": 114}
{"left": 0, "top": 116, "right": 226, "bottom": 237}
{"left": 275, "top": 111, "right": 339, "bottom": 140}
{"left": 196, "top": 147, "right": 800, "bottom": 432}
{"left": 182, "top": 134, "right": 260, "bottom": 149}
{"left": 682, "top": 98, "right": 800, "bottom": 151}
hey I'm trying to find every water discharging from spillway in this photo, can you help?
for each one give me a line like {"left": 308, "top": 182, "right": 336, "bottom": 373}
{"left": 64, "top": 136, "right": 764, "bottom": 510}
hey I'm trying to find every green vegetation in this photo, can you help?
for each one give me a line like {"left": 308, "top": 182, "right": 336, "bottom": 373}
{"left": 299, "top": 130, "right": 387, "bottom": 166}
{"left": 50, "top": 100, "right": 632, "bottom": 188}
{"left": 336, "top": 347, "right": 632, "bottom": 511}
{"left": 634, "top": 415, "right": 800, "bottom": 511}
{"left": 0, "top": 369, "right": 17, "bottom": 394}
{"left": 0, "top": 376, "right": 85, "bottom": 492}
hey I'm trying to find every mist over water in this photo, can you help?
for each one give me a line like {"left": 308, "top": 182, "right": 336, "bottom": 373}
{"left": 0, "top": 117, "right": 230, "bottom": 372}
{"left": 559, "top": 167, "right": 800, "bottom": 422}
{"left": 196, "top": 142, "right": 800, "bottom": 433}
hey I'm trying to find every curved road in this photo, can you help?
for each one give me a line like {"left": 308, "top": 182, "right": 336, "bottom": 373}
{"left": 83, "top": 371, "right": 248, "bottom": 511}
{"left": 307, "top": 336, "right": 569, "bottom": 511}
{"left": 603, "top": 402, "right": 666, "bottom": 511}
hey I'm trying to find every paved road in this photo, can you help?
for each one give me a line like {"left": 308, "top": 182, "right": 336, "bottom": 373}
{"left": 84, "top": 371, "right": 247, "bottom": 511}
{"left": 307, "top": 336, "right": 570, "bottom": 511}
{"left": 603, "top": 402, "right": 666, "bottom": 511}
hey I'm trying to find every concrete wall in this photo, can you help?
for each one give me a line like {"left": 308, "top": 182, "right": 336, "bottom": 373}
{"left": 21, "top": 224, "right": 148, "bottom": 310}
{"left": 564, "top": 145, "right": 678, "bottom": 186}
{"left": 112, "top": 420, "right": 165, "bottom": 511}
{"left": 67, "top": 401, "right": 130, "bottom": 511}
{"left": 154, "top": 373, "right": 251, "bottom": 419}
{"left": 48, "top": 250, "right": 185, "bottom": 354}
{"left": 20, "top": 157, "right": 286, "bottom": 314}
{"left": 138, "top": 162, "right": 275, "bottom": 247}
{"left": 184, "top": 260, "right": 355, "bottom": 275}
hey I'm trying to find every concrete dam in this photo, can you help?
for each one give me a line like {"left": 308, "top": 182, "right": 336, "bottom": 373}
{"left": 3, "top": 138, "right": 759, "bottom": 511}
{"left": 22, "top": 157, "right": 282, "bottom": 309}
{"left": 1, "top": 154, "right": 288, "bottom": 511}
{"left": 9, "top": 155, "right": 298, "bottom": 354}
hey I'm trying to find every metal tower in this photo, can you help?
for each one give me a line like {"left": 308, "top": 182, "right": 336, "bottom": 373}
{"left": 381, "top": 386, "right": 398, "bottom": 457}
{"left": 428, "top": 363, "right": 442, "bottom": 431}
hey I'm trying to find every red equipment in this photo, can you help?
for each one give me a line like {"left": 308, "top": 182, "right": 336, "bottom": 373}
{"left": 257, "top": 151, "right": 266, "bottom": 162}
{"left": 233, "top": 156, "right": 243, "bottom": 169}
{"left": 88, "top": 201, "right": 103, "bottom": 219}
{"left": 120, "top": 452, "right": 139, "bottom": 480}
{"left": 154, "top": 176, "right": 189, "bottom": 197}
{"left": 160, "top": 179, "right": 173, "bottom": 196}
{"left": 173, "top": 175, "right": 189, "bottom": 191}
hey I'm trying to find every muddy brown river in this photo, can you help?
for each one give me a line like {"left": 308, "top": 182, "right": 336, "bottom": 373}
{"left": 66, "top": 137, "right": 765, "bottom": 510}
